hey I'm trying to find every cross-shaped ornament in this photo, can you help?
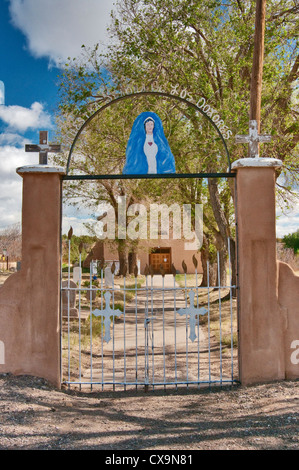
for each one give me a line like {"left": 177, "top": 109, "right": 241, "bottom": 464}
{"left": 177, "top": 290, "right": 208, "bottom": 342}
{"left": 92, "top": 291, "right": 123, "bottom": 343}
{"left": 25, "top": 130, "right": 61, "bottom": 164}
{"left": 235, "top": 120, "right": 271, "bottom": 158}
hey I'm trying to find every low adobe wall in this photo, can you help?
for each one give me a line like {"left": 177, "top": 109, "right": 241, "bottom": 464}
{"left": 0, "top": 166, "right": 64, "bottom": 388}
{"left": 277, "top": 261, "right": 299, "bottom": 379}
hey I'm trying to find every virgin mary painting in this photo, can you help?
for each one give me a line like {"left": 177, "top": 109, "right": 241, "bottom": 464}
{"left": 122, "top": 111, "right": 176, "bottom": 174}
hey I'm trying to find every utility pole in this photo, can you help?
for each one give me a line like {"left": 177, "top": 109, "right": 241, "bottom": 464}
{"left": 250, "top": 0, "right": 267, "bottom": 131}
{"left": 236, "top": 0, "right": 271, "bottom": 157}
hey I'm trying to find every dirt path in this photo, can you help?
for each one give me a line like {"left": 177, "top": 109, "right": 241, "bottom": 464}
{"left": 0, "top": 374, "right": 298, "bottom": 450}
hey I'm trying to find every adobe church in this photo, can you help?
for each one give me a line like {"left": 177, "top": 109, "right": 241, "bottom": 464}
{"left": 83, "top": 237, "right": 202, "bottom": 275}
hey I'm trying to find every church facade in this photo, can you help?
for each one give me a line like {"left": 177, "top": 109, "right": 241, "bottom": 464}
{"left": 84, "top": 237, "right": 202, "bottom": 275}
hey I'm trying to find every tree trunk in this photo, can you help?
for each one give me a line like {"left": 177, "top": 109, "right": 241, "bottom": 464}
{"left": 214, "top": 229, "right": 227, "bottom": 287}
{"left": 118, "top": 240, "right": 127, "bottom": 276}
{"left": 250, "top": 0, "right": 266, "bottom": 129}
{"left": 208, "top": 178, "right": 229, "bottom": 247}
{"left": 128, "top": 251, "right": 138, "bottom": 274}
{"left": 200, "top": 234, "right": 217, "bottom": 287}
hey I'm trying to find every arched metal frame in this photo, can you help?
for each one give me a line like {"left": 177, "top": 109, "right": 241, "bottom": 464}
{"left": 64, "top": 91, "right": 234, "bottom": 180}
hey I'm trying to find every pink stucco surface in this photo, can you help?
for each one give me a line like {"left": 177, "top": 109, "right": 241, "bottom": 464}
{"left": 0, "top": 170, "right": 63, "bottom": 387}
{"left": 277, "top": 261, "right": 299, "bottom": 379}
{"left": 235, "top": 166, "right": 285, "bottom": 384}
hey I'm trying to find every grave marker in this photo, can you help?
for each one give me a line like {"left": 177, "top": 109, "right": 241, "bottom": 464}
{"left": 73, "top": 266, "right": 82, "bottom": 285}
{"left": 105, "top": 266, "right": 113, "bottom": 287}
{"left": 62, "top": 280, "right": 78, "bottom": 317}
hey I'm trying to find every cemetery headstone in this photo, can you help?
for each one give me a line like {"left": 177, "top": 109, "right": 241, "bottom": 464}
{"left": 73, "top": 266, "right": 82, "bottom": 285}
{"left": 62, "top": 280, "right": 78, "bottom": 317}
{"left": 91, "top": 261, "right": 98, "bottom": 276}
{"left": 105, "top": 266, "right": 113, "bottom": 287}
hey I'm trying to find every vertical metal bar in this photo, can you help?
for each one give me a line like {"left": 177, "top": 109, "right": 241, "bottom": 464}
{"left": 135, "top": 276, "right": 138, "bottom": 389}
{"left": 78, "top": 252, "right": 82, "bottom": 390}
{"left": 196, "top": 268, "right": 200, "bottom": 387}
{"left": 67, "top": 238, "right": 71, "bottom": 386}
{"left": 173, "top": 274, "right": 178, "bottom": 389}
{"left": 144, "top": 300, "right": 147, "bottom": 386}
{"left": 227, "top": 237, "right": 234, "bottom": 383}
{"left": 60, "top": 259, "right": 63, "bottom": 386}
{"left": 162, "top": 275, "right": 166, "bottom": 389}
{"left": 184, "top": 272, "right": 189, "bottom": 388}
{"left": 123, "top": 275, "right": 126, "bottom": 391}
{"left": 89, "top": 263, "right": 93, "bottom": 390}
{"left": 112, "top": 273, "right": 115, "bottom": 391}
{"left": 144, "top": 288, "right": 149, "bottom": 390}
{"left": 144, "top": 275, "right": 149, "bottom": 389}
{"left": 151, "top": 275, "right": 155, "bottom": 390}
{"left": 217, "top": 251, "right": 223, "bottom": 385}
{"left": 207, "top": 261, "right": 211, "bottom": 384}
{"left": 101, "top": 267, "right": 104, "bottom": 391}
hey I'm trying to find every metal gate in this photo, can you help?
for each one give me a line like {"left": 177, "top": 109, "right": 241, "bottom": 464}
{"left": 61, "top": 236, "right": 238, "bottom": 391}
{"left": 60, "top": 89, "right": 239, "bottom": 391}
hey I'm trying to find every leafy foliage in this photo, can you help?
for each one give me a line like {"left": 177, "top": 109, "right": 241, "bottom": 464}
{"left": 54, "top": 0, "right": 298, "bottom": 282}
{"left": 283, "top": 229, "right": 299, "bottom": 254}
{"left": 62, "top": 234, "right": 98, "bottom": 265}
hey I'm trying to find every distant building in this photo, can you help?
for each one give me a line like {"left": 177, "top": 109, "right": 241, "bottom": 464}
{"left": 84, "top": 238, "right": 202, "bottom": 275}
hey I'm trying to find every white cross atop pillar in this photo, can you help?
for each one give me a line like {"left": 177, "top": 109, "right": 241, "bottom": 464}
{"left": 25, "top": 130, "right": 61, "bottom": 165}
{"left": 235, "top": 120, "right": 272, "bottom": 158}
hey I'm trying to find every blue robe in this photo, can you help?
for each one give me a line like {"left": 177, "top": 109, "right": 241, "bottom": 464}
{"left": 122, "top": 112, "right": 176, "bottom": 175}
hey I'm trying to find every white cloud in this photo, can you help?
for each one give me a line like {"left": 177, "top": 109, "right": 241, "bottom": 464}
{"left": 0, "top": 132, "right": 27, "bottom": 146}
{"left": 9, "top": 0, "right": 116, "bottom": 66}
{"left": 62, "top": 215, "right": 96, "bottom": 237}
{"left": 276, "top": 210, "right": 299, "bottom": 238}
{"left": 0, "top": 145, "right": 31, "bottom": 174}
{"left": 0, "top": 102, "right": 52, "bottom": 132}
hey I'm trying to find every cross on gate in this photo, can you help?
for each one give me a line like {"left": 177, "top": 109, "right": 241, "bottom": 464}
{"left": 92, "top": 291, "right": 123, "bottom": 343}
{"left": 25, "top": 130, "right": 61, "bottom": 164}
{"left": 177, "top": 290, "right": 208, "bottom": 342}
{"left": 235, "top": 120, "right": 271, "bottom": 158}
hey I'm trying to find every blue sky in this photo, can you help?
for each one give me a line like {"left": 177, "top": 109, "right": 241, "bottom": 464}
{"left": 0, "top": 0, "right": 298, "bottom": 239}
{"left": 0, "top": 3, "right": 57, "bottom": 110}
{"left": 0, "top": 0, "right": 114, "bottom": 233}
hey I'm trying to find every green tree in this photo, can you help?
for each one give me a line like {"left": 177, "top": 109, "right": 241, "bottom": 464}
{"left": 54, "top": 0, "right": 298, "bottom": 284}
{"left": 62, "top": 233, "right": 98, "bottom": 266}
{"left": 107, "top": 0, "right": 298, "bottom": 285}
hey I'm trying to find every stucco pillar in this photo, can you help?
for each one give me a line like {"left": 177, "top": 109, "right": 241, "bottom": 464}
{"left": 0, "top": 165, "right": 65, "bottom": 388}
{"left": 232, "top": 157, "right": 284, "bottom": 385}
